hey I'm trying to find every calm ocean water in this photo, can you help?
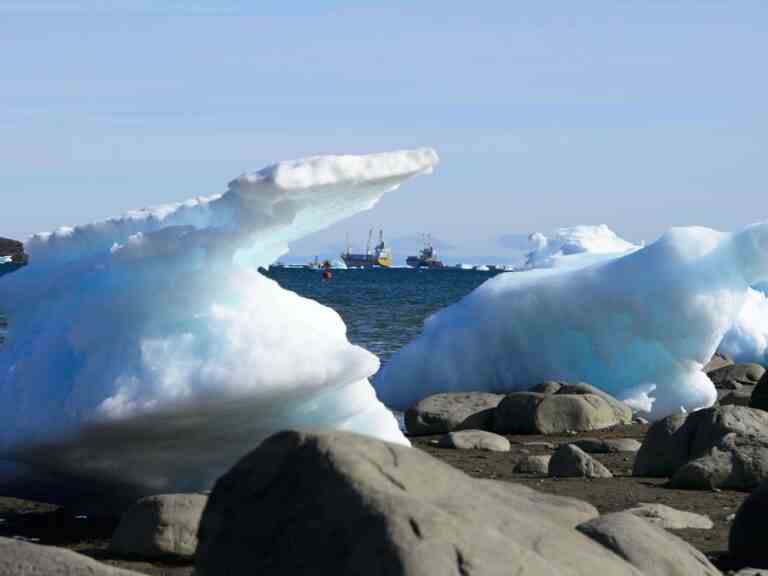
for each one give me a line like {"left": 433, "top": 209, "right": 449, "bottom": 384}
{"left": 263, "top": 267, "right": 502, "bottom": 366}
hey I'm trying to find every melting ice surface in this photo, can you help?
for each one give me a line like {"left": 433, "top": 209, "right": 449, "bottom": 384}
{"left": 376, "top": 223, "right": 768, "bottom": 419}
{"left": 0, "top": 148, "right": 438, "bottom": 494}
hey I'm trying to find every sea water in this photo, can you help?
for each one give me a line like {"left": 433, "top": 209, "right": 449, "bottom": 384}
{"left": 262, "top": 267, "right": 503, "bottom": 365}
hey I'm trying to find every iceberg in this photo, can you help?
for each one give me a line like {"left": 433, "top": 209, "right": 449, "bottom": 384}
{"left": 518, "top": 224, "right": 640, "bottom": 270}
{"left": 376, "top": 222, "right": 768, "bottom": 419}
{"left": 0, "top": 148, "right": 438, "bottom": 494}
{"left": 720, "top": 286, "right": 768, "bottom": 364}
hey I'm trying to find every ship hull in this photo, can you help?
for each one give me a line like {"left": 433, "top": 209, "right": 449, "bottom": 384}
{"left": 406, "top": 257, "right": 444, "bottom": 269}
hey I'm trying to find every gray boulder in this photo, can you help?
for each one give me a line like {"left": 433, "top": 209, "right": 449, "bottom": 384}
{"left": 633, "top": 413, "right": 694, "bottom": 477}
{"left": 196, "top": 430, "right": 644, "bottom": 576}
{"left": 0, "top": 537, "right": 143, "bottom": 575}
{"left": 549, "top": 444, "right": 613, "bottom": 478}
{"left": 514, "top": 455, "right": 551, "bottom": 475}
{"left": 704, "top": 351, "right": 734, "bottom": 373}
{"left": 110, "top": 493, "right": 207, "bottom": 559}
{"left": 623, "top": 503, "right": 713, "bottom": 530}
{"left": 708, "top": 363, "right": 765, "bottom": 390}
{"left": 405, "top": 392, "right": 504, "bottom": 435}
{"left": 752, "top": 371, "right": 768, "bottom": 412}
{"left": 577, "top": 512, "right": 721, "bottom": 576}
{"left": 730, "top": 481, "right": 768, "bottom": 567}
{"left": 436, "top": 430, "right": 510, "bottom": 452}
{"left": 720, "top": 386, "right": 755, "bottom": 407}
{"left": 634, "top": 405, "right": 768, "bottom": 490}
{"left": 494, "top": 382, "right": 632, "bottom": 435}
{"left": 529, "top": 380, "right": 565, "bottom": 394}
{"left": 572, "top": 437, "right": 642, "bottom": 454}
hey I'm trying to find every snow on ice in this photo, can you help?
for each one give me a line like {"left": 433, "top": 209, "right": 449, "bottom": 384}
{"left": 0, "top": 148, "right": 438, "bottom": 493}
{"left": 377, "top": 223, "right": 768, "bottom": 419}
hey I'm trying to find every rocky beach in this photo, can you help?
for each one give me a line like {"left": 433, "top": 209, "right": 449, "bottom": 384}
{"left": 2, "top": 356, "right": 768, "bottom": 574}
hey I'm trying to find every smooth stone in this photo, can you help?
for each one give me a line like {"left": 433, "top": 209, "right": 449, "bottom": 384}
{"left": 495, "top": 386, "right": 631, "bottom": 435}
{"left": 437, "top": 430, "right": 511, "bottom": 452}
{"left": 572, "top": 438, "right": 642, "bottom": 454}
{"left": 514, "top": 455, "right": 551, "bottom": 475}
{"left": 0, "top": 537, "right": 143, "bottom": 575}
{"left": 720, "top": 386, "right": 755, "bottom": 407}
{"left": 708, "top": 363, "right": 765, "bottom": 390}
{"left": 522, "top": 441, "right": 556, "bottom": 450}
{"left": 633, "top": 413, "right": 693, "bottom": 477}
{"left": 635, "top": 405, "right": 768, "bottom": 490}
{"left": 549, "top": 444, "right": 613, "bottom": 478}
{"left": 109, "top": 493, "right": 207, "bottom": 559}
{"left": 623, "top": 503, "right": 713, "bottom": 530}
{"left": 195, "top": 430, "right": 645, "bottom": 575}
{"left": 529, "top": 380, "right": 564, "bottom": 394}
{"left": 405, "top": 392, "right": 505, "bottom": 435}
{"left": 577, "top": 512, "right": 721, "bottom": 576}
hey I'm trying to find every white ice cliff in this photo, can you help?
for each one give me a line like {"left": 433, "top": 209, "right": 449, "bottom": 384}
{"left": 0, "top": 148, "right": 438, "bottom": 493}
{"left": 376, "top": 222, "right": 768, "bottom": 419}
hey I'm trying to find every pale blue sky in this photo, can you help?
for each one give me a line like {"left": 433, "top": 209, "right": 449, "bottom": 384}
{"left": 1, "top": 1, "right": 766, "bottom": 261}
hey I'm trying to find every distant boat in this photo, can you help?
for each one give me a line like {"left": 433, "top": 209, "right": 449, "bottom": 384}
{"left": 406, "top": 235, "right": 444, "bottom": 269}
{"left": 341, "top": 230, "right": 392, "bottom": 268}
{"left": 304, "top": 256, "right": 334, "bottom": 270}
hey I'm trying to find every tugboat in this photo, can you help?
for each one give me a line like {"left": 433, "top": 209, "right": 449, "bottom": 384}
{"left": 341, "top": 230, "right": 392, "bottom": 268}
{"left": 406, "top": 236, "right": 444, "bottom": 268}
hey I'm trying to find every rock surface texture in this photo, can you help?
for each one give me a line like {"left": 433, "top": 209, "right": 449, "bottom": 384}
{"left": 577, "top": 512, "right": 721, "bottom": 576}
{"left": 623, "top": 503, "right": 713, "bottom": 530}
{"left": 549, "top": 444, "right": 614, "bottom": 478}
{"left": 195, "top": 430, "right": 652, "bottom": 576}
{"left": 704, "top": 352, "right": 734, "bottom": 373}
{"left": 109, "top": 493, "right": 207, "bottom": 559}
{"left": 633, "top": 405, "right": 768, "bottom": 490}
{"left": 708, "top": 364, "right": 765, "bottom": 390}
{"left": 730, "top": 481, "right": 768, "bottom": 568}
{"left": 494, "top": 381, "right": 632, "bottom": 435}
{"left": 0, "top": 537, "right": 143, "bottom": 576}
{"left": 405, "top": 392, "right": 504, "bottom": 435}
{"left": 436, "top": 430, "right": 510, "bottom": 452}
{"left": 571, "top": 437, "right": 642, "bottom": 454}
{"left": 514, "top": 455, "right": 552, "bottom": 475}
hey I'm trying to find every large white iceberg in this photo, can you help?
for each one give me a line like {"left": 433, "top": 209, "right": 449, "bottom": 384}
{"left": 0, "top": 148, "right": 438, "bottom": 494}
{"left": 517, "top": 226, "right": 768, "bottom": 366}
{"left": 376, "top": 222, "right": 768, "bottom": 419}
{"left": 519, "top": 224, "right": 640, "bottom": 270}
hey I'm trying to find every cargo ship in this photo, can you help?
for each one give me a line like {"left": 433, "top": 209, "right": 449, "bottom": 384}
{"left": 341, "top": 230, "right": 392, "bottom": 268}
{"left": 406, "top": 236, "right": 444, "bottom": 268}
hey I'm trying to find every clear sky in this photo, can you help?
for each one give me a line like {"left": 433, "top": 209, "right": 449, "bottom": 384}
{"left": 1, "top": 1, "right": 766, "bottom": 261}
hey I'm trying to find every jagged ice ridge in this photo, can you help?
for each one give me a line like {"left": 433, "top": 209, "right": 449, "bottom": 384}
{"left": 0, "top": 148, "right": 438, "bottom": 493}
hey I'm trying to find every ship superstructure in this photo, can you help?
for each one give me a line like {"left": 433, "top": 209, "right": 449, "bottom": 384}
{"left": 406, "top": 235, "right": 444, "bottom": 268}
{"left": 341, "top": 230, "right": 392, "bottom": 268}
